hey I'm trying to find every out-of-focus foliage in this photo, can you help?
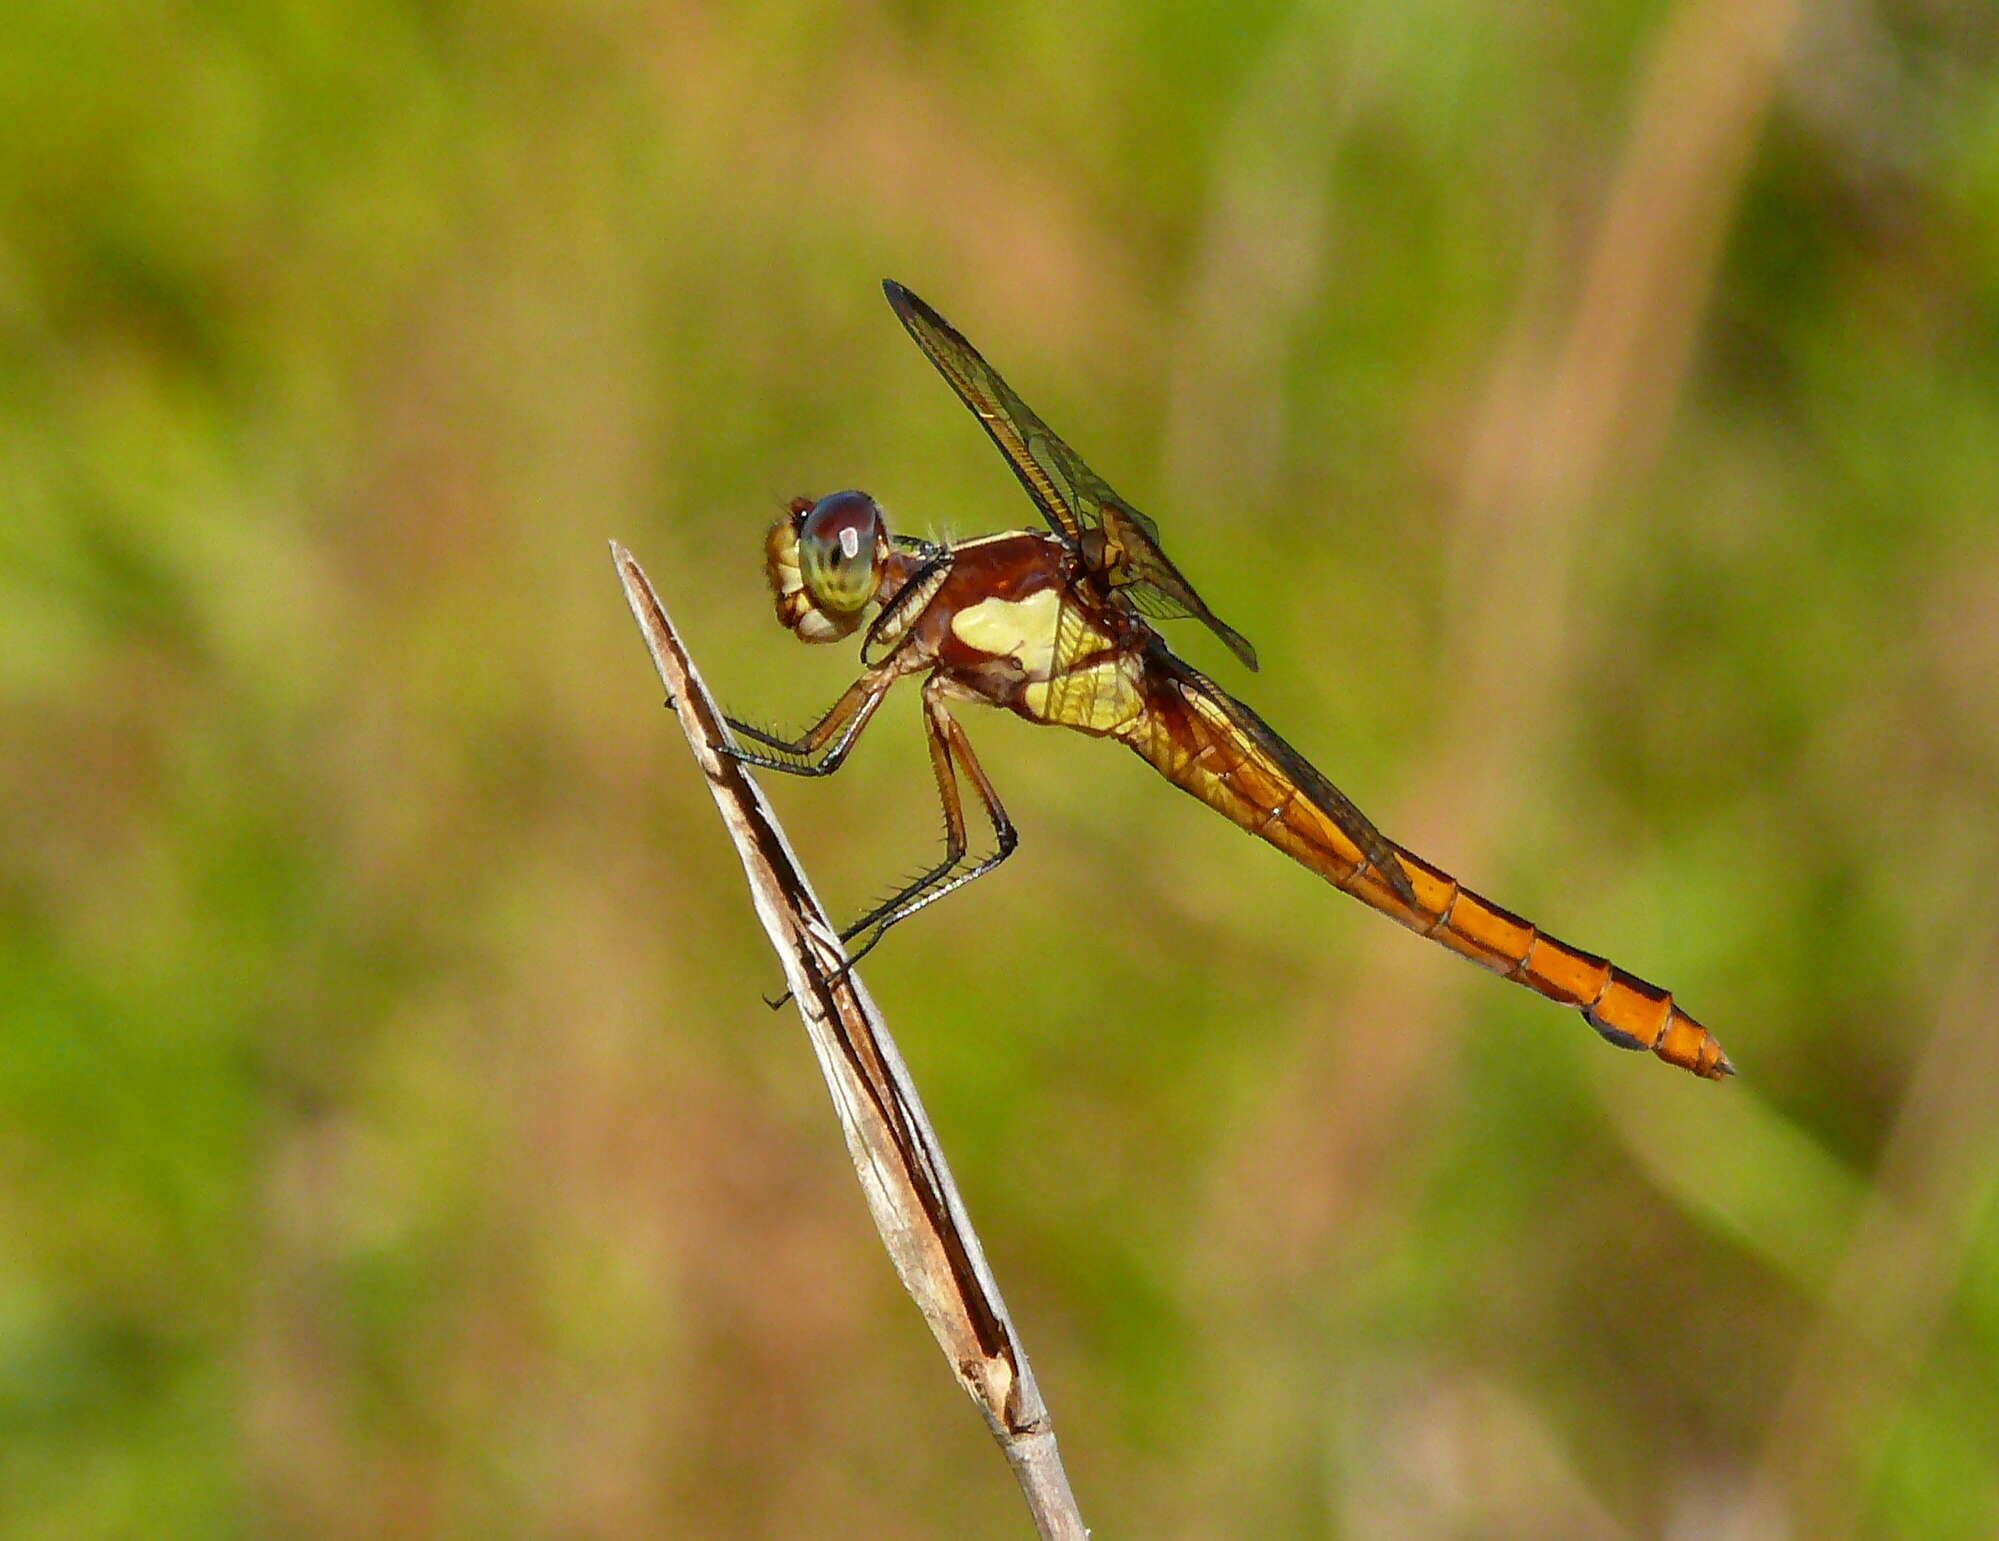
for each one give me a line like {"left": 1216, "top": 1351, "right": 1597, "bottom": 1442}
{"left": 4, "top": 1, "right": 1998, "bottom": 1535}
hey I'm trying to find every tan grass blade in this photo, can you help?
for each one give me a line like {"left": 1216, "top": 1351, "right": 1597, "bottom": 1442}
{"left": 612, "top": 542, "right": 1086, "bottom": 1540}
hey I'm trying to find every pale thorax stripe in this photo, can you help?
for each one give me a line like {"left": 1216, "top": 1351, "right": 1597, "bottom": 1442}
{"left": 949, "top": 587, "right": 1066, "bottom": 677}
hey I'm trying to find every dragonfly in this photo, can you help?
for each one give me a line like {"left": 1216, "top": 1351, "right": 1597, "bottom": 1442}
{"left": 724, "top": 280, "right": 1730, "bottom": 1080}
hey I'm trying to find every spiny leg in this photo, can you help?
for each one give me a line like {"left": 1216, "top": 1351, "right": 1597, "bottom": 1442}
{"left": 716, "top": 666, "right": 899, "bottom": 778}
{"left": 836, "top": 678, "right": 1018, "bottom": 970}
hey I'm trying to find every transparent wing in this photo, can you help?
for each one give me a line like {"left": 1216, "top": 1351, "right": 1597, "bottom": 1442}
{"left": 1038, "top": 586, "right": 1122, "bottom": 734}
{"left": 1148, "top": 646, "right": 1416, "bottom": 907}
{"left": 883, "top": 280, "right": 1258, "bottom": 672}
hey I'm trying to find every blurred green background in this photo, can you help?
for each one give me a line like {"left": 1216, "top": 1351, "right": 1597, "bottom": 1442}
{"left": 5, "top": 0, "right": 1999, "bottom": 1535}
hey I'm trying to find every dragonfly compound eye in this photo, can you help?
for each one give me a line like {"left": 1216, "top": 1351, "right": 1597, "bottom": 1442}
{"left": 799, "top": 490, "right": 885, "bottom": 614}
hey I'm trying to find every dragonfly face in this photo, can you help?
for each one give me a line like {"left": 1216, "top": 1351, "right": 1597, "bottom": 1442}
{"left": 766, "top": 491, "right": 891, "bottom": 643}
{"left": 723, "top": 282, "right": 1732, "bottom": 1080}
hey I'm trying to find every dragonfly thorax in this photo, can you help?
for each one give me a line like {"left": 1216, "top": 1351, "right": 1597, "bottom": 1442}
{"left": 1077, "top": 527, "right": 1126, "bottom": 588}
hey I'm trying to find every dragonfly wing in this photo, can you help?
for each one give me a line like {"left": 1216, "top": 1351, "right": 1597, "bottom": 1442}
{"left": 1142, "top": 646, "right": 1416, "bottom": 906}
{"left": 883, "top": 280, "right": 1083, "bottom": 545}
{"left": 1038, "top": 585, "right": 1131, "bottom": 734}
{"left": 883, "top": 280, "right": 1258, "bottom": 672}
{"left": 1112, "top": 532, "right": 1259, "bottom": 672}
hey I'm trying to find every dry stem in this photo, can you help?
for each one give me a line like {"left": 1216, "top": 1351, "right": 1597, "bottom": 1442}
{"left": 613, "top": 542, "right": 1087, "bottom": 1540}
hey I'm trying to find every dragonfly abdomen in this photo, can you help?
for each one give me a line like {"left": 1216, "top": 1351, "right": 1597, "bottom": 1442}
{"left": 1122, "top": 676, "right": 1731, "bottom": 1079}
{"left": 1346, "top": 845, "right": 1731, "bottom": 1078}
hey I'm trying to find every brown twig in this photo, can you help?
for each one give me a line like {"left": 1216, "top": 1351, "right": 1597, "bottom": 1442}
{"left": 612, "top": 542, "right": 1087, "bottom": 1540}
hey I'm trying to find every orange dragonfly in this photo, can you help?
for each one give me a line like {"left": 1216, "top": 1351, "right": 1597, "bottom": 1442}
{"left": 726, "top": 281, "right": 1730, "bottom": 1080}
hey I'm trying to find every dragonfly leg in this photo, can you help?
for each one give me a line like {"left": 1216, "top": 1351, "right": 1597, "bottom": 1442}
{"left": 718, "top": 665, "right": 900, "bottom": 778}
{"left": 835, "top": 677, "right": 1017, "bottom": 969}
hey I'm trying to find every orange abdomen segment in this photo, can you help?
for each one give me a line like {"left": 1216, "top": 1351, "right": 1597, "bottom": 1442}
{"left": 1122, "top": 677, "right": 1731, "bottom": 1080}
{"left": 1340, "top": 846, "right": 1731, "bottom": 1079}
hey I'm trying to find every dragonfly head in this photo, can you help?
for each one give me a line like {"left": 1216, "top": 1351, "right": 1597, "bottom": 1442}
{"left": 766, "top": 491, "right": 891, "bottom": 643}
